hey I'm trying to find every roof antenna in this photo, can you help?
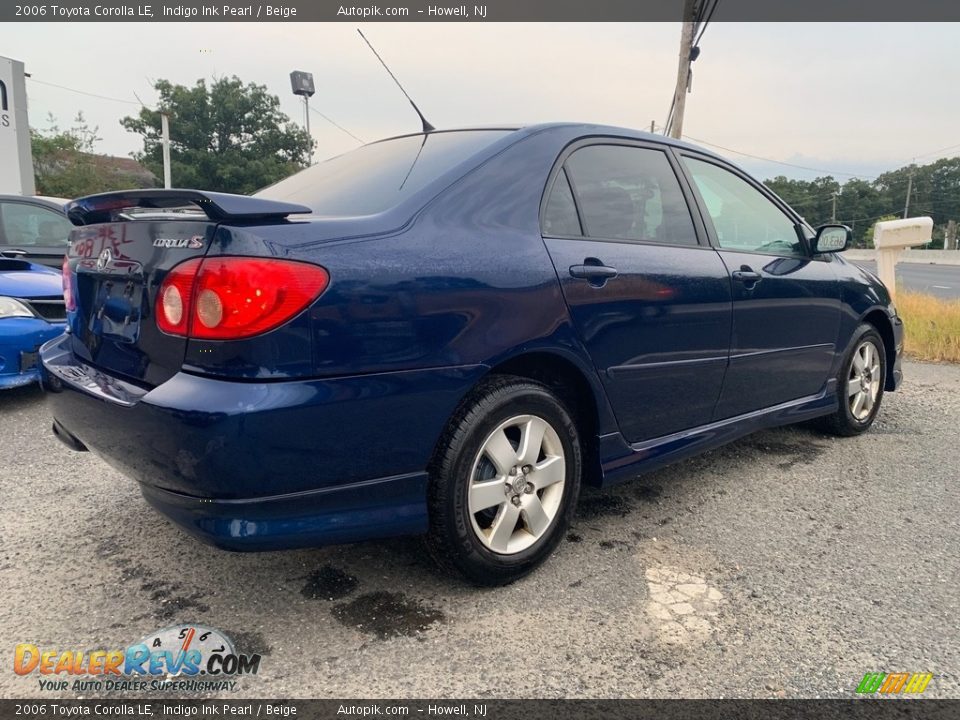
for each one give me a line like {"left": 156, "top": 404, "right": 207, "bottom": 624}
{"left": 356, "top": 28, "right": 435, "bottom": 133}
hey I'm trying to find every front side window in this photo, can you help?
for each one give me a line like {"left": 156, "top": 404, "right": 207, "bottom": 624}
{"left": 682, "top": 157, "right": 804, "bottom": 256}
{"left": 0, "top": 203, "right": 72, "bottom": 247}
{"left": 563, "top": 145, "right": 697, "bottom": 245}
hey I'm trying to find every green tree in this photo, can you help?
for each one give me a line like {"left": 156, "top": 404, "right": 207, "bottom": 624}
{"left": 764, "top": 175, "right": 840, "bottom": 228}
{"left": 837, "top": 178, "right": 884, "bottom": 246}
{"left": 121, "top": 76, "right": 313, "bottom": 194}
{"left": 31, "top": 113, "right": 123, "bottom": 197}
{"left": 765, "top": 156, "right": 960, "bottom": 249}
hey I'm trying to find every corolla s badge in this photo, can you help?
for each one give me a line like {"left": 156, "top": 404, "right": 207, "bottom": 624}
{"left": 153, "top": 236, "right": 204, "bottom": 249}
{"left": 97, "top": 248, "right": 112, "bottom": 270}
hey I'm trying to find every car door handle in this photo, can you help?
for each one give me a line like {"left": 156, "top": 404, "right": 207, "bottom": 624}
{"left": 732, "top": 267, "right": 762, "bottom": 285}
{"left": 569, "top": 264, "right": 618, "bottom": 280}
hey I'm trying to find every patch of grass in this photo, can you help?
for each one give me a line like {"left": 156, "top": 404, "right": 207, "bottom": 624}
{"left": 895, "top": 290, "right": 960, "bottom": 362}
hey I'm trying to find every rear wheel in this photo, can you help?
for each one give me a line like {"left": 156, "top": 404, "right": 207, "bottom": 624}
{"left": 815, "top": 324, "right": 886, "bottom": 436}
{"left": 425, "top": 375, "right": 582, "bottom": 586}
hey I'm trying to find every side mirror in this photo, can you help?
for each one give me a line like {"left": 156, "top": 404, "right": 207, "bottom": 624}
{"left": 814, "top": 224, "right": 852, "bottom": 254}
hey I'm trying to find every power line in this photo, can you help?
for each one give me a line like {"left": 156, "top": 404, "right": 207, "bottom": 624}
{"left": 782, "top": 186, "right": 959, "bottom": 207}
{"left": 664, "top": 96, "right": 677, "bottom": 138}
{"left": 694, "top": 0, "right": 720, "bottom": 46}
{"left": 682, "top": 133, "right": 878, "bottom": 178}
{"left": 29, "top": 74, "right": 364, "bottom": 147}
{"left": 779, "top": 192, "right": 838, "bottom": 207}
{"left": 27, "top": 77, "right": 142, "bottom": 106}
{"left": 900, "top": 141, "right": 960, "bottom": 163}
{"left": 308, "top": 106, "right": 364, "bottom": 144}
{"left": 693, "top": 0, "right": 708, "bottom": 25}
{"left": 837, "top": 210, "right": 906, "bottom": 224}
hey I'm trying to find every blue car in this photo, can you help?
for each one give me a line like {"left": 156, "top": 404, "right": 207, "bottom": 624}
{"left": 41, "top": 124, "right": 902, "bottom": 584}
{"left": 1, "top": 253, "right": 66, "bottom": 389}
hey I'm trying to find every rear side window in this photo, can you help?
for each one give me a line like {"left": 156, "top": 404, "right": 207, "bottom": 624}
{"left": 0, "top": 202, "right": 72, "bottom": 247}
{"left": 564, "top": 145, "right": 697, "bottom": 245}
{"left": 542, "top": 169, "right": 582, "bottom": 236}
{"left": 256, "top": 130, "right": 513, "bottom": 216}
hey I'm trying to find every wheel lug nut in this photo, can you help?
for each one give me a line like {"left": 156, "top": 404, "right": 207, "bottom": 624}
{"left": 522, "top": 465, "right": 532, "bottom": 475}
{"left": 511, "top": 496, "right": 522, "bottom": 506}
{"left": 524, "top": 483, "right": 535, "bottom": 494}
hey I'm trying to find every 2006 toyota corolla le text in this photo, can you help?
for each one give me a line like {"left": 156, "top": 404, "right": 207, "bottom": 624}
{"left": 40, "top": 123, "right": 903, "bottom": 585}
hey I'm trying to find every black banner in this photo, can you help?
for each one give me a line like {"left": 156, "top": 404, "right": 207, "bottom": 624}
{"left": 3, "top": 0, "right": 960, "bottom": 23}
{"left": 3, "top": 700, "right": 960, "bottom": 720}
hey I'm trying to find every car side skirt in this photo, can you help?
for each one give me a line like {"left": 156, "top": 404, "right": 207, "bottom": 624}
{"left": 597, "top": 379, "right": 839, "bottom": 488}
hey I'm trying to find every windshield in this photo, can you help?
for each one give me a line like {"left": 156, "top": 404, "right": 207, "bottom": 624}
{"left": 255, "top": 130, "right": 514, "bottom": 217}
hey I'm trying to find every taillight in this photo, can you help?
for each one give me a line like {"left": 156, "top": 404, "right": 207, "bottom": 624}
{"left": 156, "top": 257, "right": 329, "bottom": 340}
{"left": 156, "top": 258, "right": 198, "bottom": 336}
{"left": 62, "top": 255, "right": 76, "bottom": 312}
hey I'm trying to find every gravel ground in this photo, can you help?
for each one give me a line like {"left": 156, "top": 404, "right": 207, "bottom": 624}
{"left": 1, "top": 360, "right": 957, "bottom": 699}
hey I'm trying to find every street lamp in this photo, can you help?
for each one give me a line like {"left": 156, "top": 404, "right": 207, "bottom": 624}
{"left": 290, "top": 70, "right": 315, "bottom": 164}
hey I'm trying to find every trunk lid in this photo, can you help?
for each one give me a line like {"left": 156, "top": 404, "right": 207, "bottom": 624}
{"left": 63, "top": 190, "right": 310, "bottom": 387}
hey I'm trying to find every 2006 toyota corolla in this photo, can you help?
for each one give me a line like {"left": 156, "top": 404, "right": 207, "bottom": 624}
{"left": 41, "top": 123, "right": 902, "bottom": 585}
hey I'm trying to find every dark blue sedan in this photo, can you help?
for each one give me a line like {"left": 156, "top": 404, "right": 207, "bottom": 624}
{"left": 40, "top": 124, "right": 902, "bottom": 585}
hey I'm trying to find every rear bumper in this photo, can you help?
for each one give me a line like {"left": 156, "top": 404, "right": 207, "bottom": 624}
{"left": 40, "top": 333, "right": 484, "bottom": 549}
{"left": 140, "top": 472, "right": 429, "bottom": 551}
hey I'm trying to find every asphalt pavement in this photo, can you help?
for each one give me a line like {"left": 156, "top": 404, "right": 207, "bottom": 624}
{"left": 851, "top": 260, "right": 960, "bottom": 300}
{"left": 1, "top": 361, "right": 958, "bottom": 699}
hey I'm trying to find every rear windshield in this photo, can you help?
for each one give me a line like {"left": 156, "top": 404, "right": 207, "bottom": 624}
{"left": 255, "top": 130, "right": 514, "bottom": 216}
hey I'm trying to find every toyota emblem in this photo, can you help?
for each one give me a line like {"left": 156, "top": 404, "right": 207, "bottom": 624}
{"left": 97, "top": 248, "right": 112, "bottom": 270}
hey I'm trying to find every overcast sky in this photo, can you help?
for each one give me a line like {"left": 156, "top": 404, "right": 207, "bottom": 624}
{"left": 6, "top": 22, "right": 959, "bottom": 181}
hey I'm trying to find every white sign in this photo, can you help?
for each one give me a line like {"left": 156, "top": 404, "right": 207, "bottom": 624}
{"left": 0, "top": 55, "right": 36, "bottom": 195}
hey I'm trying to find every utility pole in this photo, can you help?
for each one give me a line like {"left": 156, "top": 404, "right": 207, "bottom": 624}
{"left": 303, "top": 96, "right": 312, "bottom": 165}
{"left": 903, "top": 165, "right": 914, "bottom": 219}
{"left": 946, "top": 219, "right": 957, "bottom": 250}
{"left": 650, "top": 120, "right": 656, "bottom": 133}
{"left": 668, "top": 0, "right": 698, "bottom": 139}
{"left": 160, "top": 112, "right": 172, "bottom": 189}
{"left": 831, "top": 192, "right": 838, "bottom": 223}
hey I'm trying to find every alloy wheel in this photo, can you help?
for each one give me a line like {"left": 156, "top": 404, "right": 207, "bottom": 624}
{"left": 848, "top": 339, "right": 882, "bottom": 421}
{"left": 467, "top": 414, "right": 566, "bottom": 555}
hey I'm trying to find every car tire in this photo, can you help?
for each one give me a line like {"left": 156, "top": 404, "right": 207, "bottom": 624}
{"left": 425, "top": 374, "right": 582, "bottom": 586}
{"left": 814, "top": 323, "right": 887, "bottom": 437}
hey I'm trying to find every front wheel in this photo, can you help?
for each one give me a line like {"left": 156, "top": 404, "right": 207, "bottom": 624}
{"left": 425, "top": 375, "right": 582, "bottom": 586}
{"left": 815, "top": 323, "right": 887, "bottom": 436}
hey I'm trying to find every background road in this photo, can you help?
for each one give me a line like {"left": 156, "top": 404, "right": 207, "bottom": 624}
{"left": 1, "top": 361, "right": 958, "bottom": 699}
{"left": 850, "top": 260, "right": 960, "bottom": 300}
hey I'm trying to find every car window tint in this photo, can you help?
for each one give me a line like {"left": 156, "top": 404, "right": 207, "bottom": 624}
{"left": 564, "top": 145, "right": 697, "bottom": 245}
{"left": 1, "top": 203, "right": 72, "bottom": 247}
{"left": 255, "top": 130, "right": 513, "bottom": 216}
{"left": 683, "top": 157, "right": 803, "bottom": 256}
{"left": 542, "top": 169, "right": 582, "bottom": 236}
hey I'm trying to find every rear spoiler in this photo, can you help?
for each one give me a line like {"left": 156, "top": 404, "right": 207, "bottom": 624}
{"left": 65, "top": 189, "right": 311, "bottom": 226}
